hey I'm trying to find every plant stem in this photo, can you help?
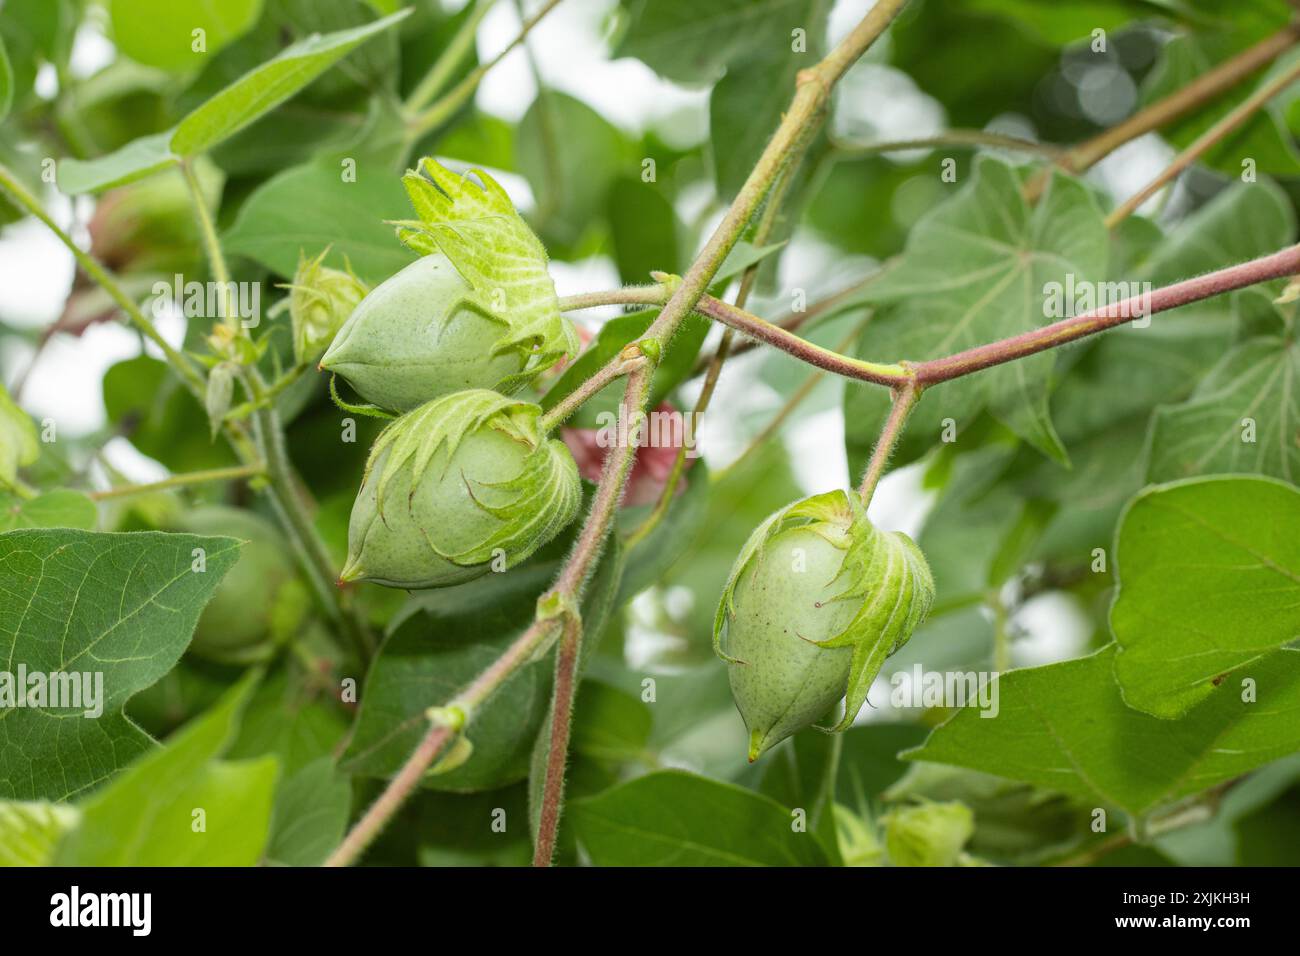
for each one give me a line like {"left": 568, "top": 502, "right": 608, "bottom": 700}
{"left": 857, "top": 379, "right": 920, "bottom": 505}
{"left": 912, "top": 243, "right": 1300, "bottom": 385}
{"left": 324, "top": 613, "right": 564, "bottom": 867}
{"left": 405, "top": 0, "right": 564, "bottom": 143}
{"left": 534, "top": 367, "right": 651, "bottom": 865}
{"left": 538, "top": 348, "right": 645, "bottom": 432}
{"left": 557, "top": 285, "right": 668, "bottom": 312}
{"left": 0, "top": 162, "right": 207, "bottom": 398}
{"left": 1105, "top": 58, "right": 1300, "bottom": 228}
{"left": 89, "top": 463, "right": 266, "bottom": 501}
{"left": 833, "top": 129, "right": 1064, "bottom": 159}
{"left": 403, "top": 0, "right": 499, "bottom": 112}
{"left": 1025, "top": 23, "right": 1300, "bottom": 199}
{"left": 694, "top": 295, "right": 907, "bottom": 385}
{"left": 180, "top": 159, "right": 239, "bottom": 330}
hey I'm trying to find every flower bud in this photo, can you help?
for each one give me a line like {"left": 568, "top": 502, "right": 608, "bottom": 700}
{"left": 340, "top": 389, "right": 581, "bottom": 589}
{"left": 177, "top": 506, "right": 311, "bottom": 664}
{"left": 714, "top": 489, "right": 935, "bottom": 761}
{"left": 882, "top": 801, "right": 974, "bottom": 867}
{"left": 285, "top": 249, "right": 368, "bottom": 365}
{"left": 320, "top": 158, "right": 577, "bottom": 412}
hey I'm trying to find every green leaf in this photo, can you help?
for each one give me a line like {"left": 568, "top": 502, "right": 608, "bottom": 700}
{"left": 110, "top": 0, "right": 264, "bottom": 74}
{"left": 570, "top": 680, "right": 653, "bottom": 764}
{"left": 0, "top": 490, "right": 97, "bottom": 532}
{"left": 0, "top": 380, "right": 38, "bottom": 490}
{"left": 607, "top": 176, "right": 680, "bottom": 285}
{"left": 56, "top": 674, "right": 279, "bottom": 866}
{"left": 1145, "top": 333, "right": 1300, "bottom": 484}
{"left": 0, "top": 32, "right": 13, "bottom": 121}
{"left": 516, "top": 91, "right": 632, "bottom": 247}
{"left": 172, "top": 9, "right": 410, "bottom": 156}
{"left": 223, "top": 156, "right": 416, "bottom": 284}
{"left": 845, "top": 158, "right": 1108, "bottom": 468}
{"left": 709, "top": 0, "right": 828, "bottom": 197}
{"left": 264, "top": 756, "right": 350, "bottom": 866}
{"left": 0, "top": 529, "right": 241, "bottom": 801}
{"left": 0, "top": 801, "right": 79, "bottom": 866}
{"left": 571, "top": 769, "right": 829, "bottom": 865}
{"left": 616, "top": 0, "right": 817, "bottom": 84}
{"left": 1110, "top": 476, "right": 1300, "bottom": 717}
{"left": 58, "top": 130, "right": 180, "bottom": 195}
{"left": 907, "top": 645, "right": 1300, "bottom": 819}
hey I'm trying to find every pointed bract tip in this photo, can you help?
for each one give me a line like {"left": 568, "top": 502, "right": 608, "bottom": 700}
{"left": 747, "top": 727, "right": 766, "bottom": 763}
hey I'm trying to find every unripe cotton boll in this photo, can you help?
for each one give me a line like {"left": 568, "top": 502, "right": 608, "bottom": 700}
{"left": 340, "top": 389, "right": 581, "bottom": 589}
{"left": 715, "top": 489, "right": 935, "bottom": 761}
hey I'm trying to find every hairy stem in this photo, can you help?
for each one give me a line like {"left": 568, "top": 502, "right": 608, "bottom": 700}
{"left": 912, "top": 244, "right": 1300, "bottom": 384}
{"left": 1105, "top": 58, "right": 1300, "bottom": 228}
{"left": 833, "top": 129, "right": 1064, "bottom": 159}
{"left": 89, "top": 463, "right": 266, "bottom": 501}
{"left": 538, "top": 348, "right": 645, "bottom": 432}
{"left": 857, "top": 379, "right": 920, "bottom": 505}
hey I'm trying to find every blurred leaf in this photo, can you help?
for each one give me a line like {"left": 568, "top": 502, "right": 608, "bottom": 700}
{"left": 59, "top": 131, "right": 179, "bottom": 195}
{"left": 224, "top": 155, "right": 415, "bottom": 283}
{"left": 0, "top": 489, "right": 96, "bottom": 532}
{"left": 571, "top": 769, "right": 828, "bottom": 865}
{"left": 110, "top": 0, "right": 264, "bottom": 74}
{"left": 607, "top": 176, "right": 680, "bottom": 285}
{"left": 616, "top": 0, "right": 814, "bottom": 85}
{"left": 1111, "top": 476, "right": 1300, "bottom": 717}
{"left": 0, "top": 801, "right": 79, "bottom": 866}
{"left": 757, "top": 729, "right": 842, "bottom": 863}
{"left": 571, "top": 679, "right": 654, "bottom": 764}
{"left": 517, "top": 91, "right": 631, "bottom": 247}
{"left": 0, "top": 529, "right": 241, "bottom": 801}
{"left": 56, "top": 674, "right": 278, "bottom": 865}
{"left": 0, "top": 32, "right": 13, "bottom": 120}
{"left": 845, "top": 159, "right": 1108, "bottom": 468}
{"left": 264, "top": 756, "right": 350, "bottom": 866}
{"left": 908, "top": 645, "right": 1300, "bottom": 819}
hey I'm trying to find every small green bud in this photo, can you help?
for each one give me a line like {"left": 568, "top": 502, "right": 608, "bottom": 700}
{"left": 882, "top": 800, "right": 974, "bottom": 867}
{"left": 714, "top": 489, "right": 935, "bottom": 761}
{"left": 285, "top": 249, "right": 368, "bottom": 365}
{"left": 320, "top": 158, "right": 577, "bottom": 412}
{"left": 204, "top": 362, "right": 236, "bottom": 439}
{"left": 341, "top": 389, "right": 581, "bottom": 589}
{"left": 0, "top": 382, "right": 38, "bottom": 492}
{"left": 177, "top": 506, "right": 311, "bottom": 664}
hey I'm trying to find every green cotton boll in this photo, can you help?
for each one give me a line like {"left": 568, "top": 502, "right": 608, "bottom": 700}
{"left": 321, "top": 157, "right": 578, "bottom": 413}
{"left": 882, "top": 801, "right": 975, "bottom": 867}
{"left": 319, "top": 254, "right": 523, "bottom": 411}
{"left": 177, "top": 506, "right": 311, "bottom": 664}
{"left": 715, "top": 489, "right": 936, "bottom": 762}
{"left": 341, "top": 389, "right": 581, "bottom": 589}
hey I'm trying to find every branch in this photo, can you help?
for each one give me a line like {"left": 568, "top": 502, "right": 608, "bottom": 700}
{"left": 1105, "top": 58, "right": 1300, "bottom": 228}
{"left": 857, "top": 379, "right": 921, "bottom": 505}
{"left": 89, "top": 463, "right": 265, "bottom": 501}
{"left": 912, "top": 243, "right": 1300, "bottom": 384}
{"left": 833, "top": 129, "right": 1064, "bottom": 160}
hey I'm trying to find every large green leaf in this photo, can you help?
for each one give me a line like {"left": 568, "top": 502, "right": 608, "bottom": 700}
{"left": 0, "top": 529, "right": 241, "bottom": 801}
{"left": 1145, "top": 290, "right": 1300, "bottom": 484}
{"left": 570, "top": 769, "right": 829, "bottom": 865}
{"left": 0, "top": 490, "right": 96, "bottom": 533}
{"left": 223, "top": 155, "right": 416, "bottom": 284}
{"left": 55, "top": 674, "right": 278, "bottom": 866}
{"left": 616, "top": 0, "right": 816, "bottom": 84}
{"left": 1110, "top": 477, "right": 1300, "bottom": 717}
{"left": 110, "top": 0, "right": 264, "bottom": 74}
{"left": 58, "top": 10, "right": 410, "bottom": 193}
{"left": 845, "top": 158, "right": 1109, "bottom": 469}
{"left": 907, "top": 645, "right": 1300, "bottom": 819}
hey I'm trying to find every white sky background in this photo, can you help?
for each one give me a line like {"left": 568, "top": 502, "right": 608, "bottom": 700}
{"left": 0, "top": 0, "right": 1166, "bottom": 670}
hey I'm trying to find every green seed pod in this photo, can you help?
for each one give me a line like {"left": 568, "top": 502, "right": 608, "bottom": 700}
{"left": 319, "top": 158, "right": 578, "bottom": 412}
{"left": 177, "top": 506, "right": 311, "bottom": 664}
{"left": 285, "top": 249, "right": 369, "bottom": 366}
{"left": 715, "top": 489, "right": 935, "bottom": 761}
{"left": 340, "top": 389, "right": 581, "bottom": 589}
{"left": 882, "top": 800, "right": 975, "bottom": 867}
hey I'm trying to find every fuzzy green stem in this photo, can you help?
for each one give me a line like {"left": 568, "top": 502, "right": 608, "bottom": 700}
{"left": 858, "top": 379, "right": 921, "bottom": 506}
{"left": 833, "top": 129, "right": 1064, "bottom": 160}
{"left": 89, "top": 463, "right": 266, "bottom": 501}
